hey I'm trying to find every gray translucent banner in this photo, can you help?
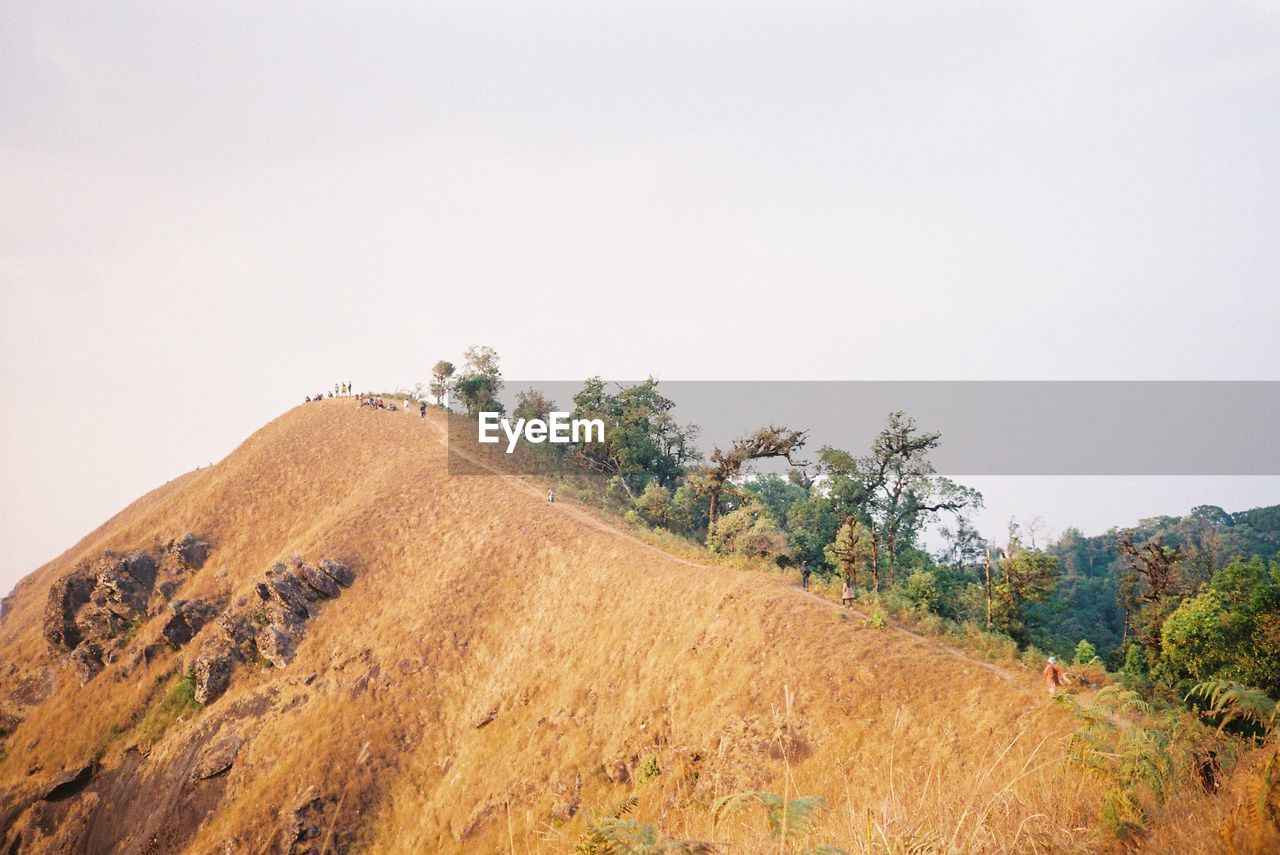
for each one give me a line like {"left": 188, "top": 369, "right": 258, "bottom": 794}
{"left": 446, "top": 381, "right": 1280, "bottom": 476}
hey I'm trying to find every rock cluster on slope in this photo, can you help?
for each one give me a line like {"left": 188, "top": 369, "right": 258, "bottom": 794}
{"left": 193, "top": 557, "right": 355, "bottom": 705}
{"left": 41, "top": 534, "right": 212, "bottom": 684}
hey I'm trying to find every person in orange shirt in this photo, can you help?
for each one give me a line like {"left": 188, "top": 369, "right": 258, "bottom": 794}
{"left": 1044, "top": 656, "right": 1070, "bottom": 697}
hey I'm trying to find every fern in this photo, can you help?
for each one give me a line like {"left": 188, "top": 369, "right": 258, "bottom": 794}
{"left": 1187, "top": 680, "right": 1278, "bottom": 734}
{"left": 1188, "top": 679, "right": 1280, "bottom": 823}
{"left": 1060, "top": 692, "right": 1178, "bottom": 841}
{"left": 711, "top": 790, "right": 824, "bottom": 840}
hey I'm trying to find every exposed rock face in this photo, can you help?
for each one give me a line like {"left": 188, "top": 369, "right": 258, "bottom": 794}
{"left": 192, "top": 733, "right": 242, "bottom": 780}
{"left": 162, "top": 599, "right": 220, "bottom": 647}
{"left": 263, "top": 568, "right": 312, "bottom": 618}
{"left": 69, "top": 646, "right": 104, "bottom": 685}
{"left": 171, "top": 533, "right": 211, "bottom": 569}
{"left": 318, "top": 559, "right": 355, "bottom": 588}
{"left": 298, "top": 565, "right": 338, "bottom": 600}
{"left": 95, "top": 553, "right": 158, "bottom": 619}
{"left": 43, "top": 570, "right": 96, "bottom": 650}
{"left": 41, "top": 762, "right": 95, "bottom": 801}
{"left": 215, "top": 612, "right": 257, "bottom": 660}
{"left": 194, "top": 652, "right": 235, "bottom": 704}
{"left": 43, "top": 538, "right": 210, "bottom": 684}
{"left": 256, "top": 625, "right": 297, "bottom": 669}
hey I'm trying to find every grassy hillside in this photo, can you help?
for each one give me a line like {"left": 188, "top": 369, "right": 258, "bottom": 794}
{"left": 0, "top": 398, "right": 1181, "bottom": 852}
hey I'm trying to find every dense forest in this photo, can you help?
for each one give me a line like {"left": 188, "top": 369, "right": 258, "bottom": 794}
{"left": 425, "top": 346, "right": 1280, "bottom": 708}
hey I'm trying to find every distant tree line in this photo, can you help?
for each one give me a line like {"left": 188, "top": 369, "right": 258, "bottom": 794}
{"left": 426, "top": 346, "right": 1280, "bottom": 705}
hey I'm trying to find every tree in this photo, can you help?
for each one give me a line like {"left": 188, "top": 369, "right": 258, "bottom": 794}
{"left": 429, "top": 360, "right": 455, "bottom": 406}
{"left": 817, "top": 412, "right": 981, "bottom": 589}
{"left": 1160, "top": 556, "right": 1280, "bottom": 696}
{"left": 706, "top": 501, "right": 790, "bottom": 563}
{"left": 824, "top": 517, "right": 875, "bottom": 588}
{"left": 990, "top": 527, "right": 1061, "bottom": 646}
{"left": 453, "top": 346, "right": 503, "bottom": 416}
{"left": 513, "top": 388, "right": 557, "bottom": 424}
{"left": 1117, "top": 531, "right": 1186, "bottom": 652}
{"left": 567, "top": 377, "right": 700, "bottom": 498}
{"left": 1075, "top": 639, "right": 1098, "bottom": 665}
{"left": 705, "top": 426, "right": 807, "bottom": 530}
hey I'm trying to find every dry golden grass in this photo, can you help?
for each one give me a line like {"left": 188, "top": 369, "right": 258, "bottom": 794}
{"left": 0, "top": 398, "right": 1220, "bottom": 852}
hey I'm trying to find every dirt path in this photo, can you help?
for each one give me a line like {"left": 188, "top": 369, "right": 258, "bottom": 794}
{"left": 424, "top": 413, "right": 1031, "bottom": 690}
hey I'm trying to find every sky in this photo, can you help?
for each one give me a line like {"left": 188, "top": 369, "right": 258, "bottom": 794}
{"left": 2, "top": 2, "right": 1279, "bottom": 594}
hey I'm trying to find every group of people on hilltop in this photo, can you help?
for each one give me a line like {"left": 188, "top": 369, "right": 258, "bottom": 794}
{"left": 304, "top": 381, "right": 354, "bottom": 403}
{"left": 355, "top": 394, "right": 427, "bottom": 418}
{"left": 358, "top": 395, "right": 398, "bottom": 411}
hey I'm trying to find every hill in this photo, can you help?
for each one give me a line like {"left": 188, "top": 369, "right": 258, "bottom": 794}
{"left": 0, "top": 399, "right": 1123, "bottom": 852}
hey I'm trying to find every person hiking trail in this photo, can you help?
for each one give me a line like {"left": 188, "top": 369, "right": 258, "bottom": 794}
{"left": 419, "top": 401, "right": 427, "bottom": 419}
{"left": 841, "top": 579, "right": 854, "bottom": 607}
{"left": 548, "top": 489, "right": 555, "bottom": 503}
{"left": 1043, "top": 656, "right": 1070, "bottom": 697}
{"left": 800, "top": 560, "right": 811, "bottom": 590}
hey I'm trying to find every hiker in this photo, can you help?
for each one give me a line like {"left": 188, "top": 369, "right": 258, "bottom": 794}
{"left": 800, "top": 560, "right": 811, "bottom": 589}
{"left": 1044, "top": 656, "right": 1070, "bottom": 697}
{"left": 334, "top": 383, "right": 339, "bottom": 396}
{"left": 841, "top": 579, "right": 854, "bottom": 607}
{"left": 548, "top": 489, "right": 555, "bottom": 503}
{"left": 419, "top": 401, "right": 427, "bottom": 419}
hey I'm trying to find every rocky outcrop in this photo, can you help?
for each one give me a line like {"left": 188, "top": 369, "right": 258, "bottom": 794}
{"left": 169, "top": 533, "right": 211, "bottom": 570}
{"left": 260, "top": 566, "right": 313, "bottom": 619}
{"left": 69, "top": 645, "right": 104, "bottom": 685}
{"left": 193, "top": 651, "right": 235, "bottom": 704}
{"left": 40, "top": 763, "right": 95, "bottom": 801}
{"left": 162, "top": 599, "right": 220, "bottom": 647}
{"left": 298, "top": 565, "right": 339, "bottom": 600}
{"left": 192, "top": 733, "right": 242, "bottom": 780}
{"left": 42, "top": 537, "right": 212, "bottom": 684}
{"left": 318, "top": 558, "right": 355, "bottom": 588}
{"left": 250, "top": 560, "right": 355, "bottom": 671}
{"left": 42, "top": 570, "right": 96, "bottom": 650}
{"left": 256, "top": 626, "right": 297, "bottom": 669}
{"left": 94, "top": 553, "right": 157, "bottom": 618}
{"left": 191, "top": 558, "right": 355, "bottom": 706}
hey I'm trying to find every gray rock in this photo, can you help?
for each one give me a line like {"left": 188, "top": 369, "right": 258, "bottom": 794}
{"left": 162, "top": 599, "right": 220, "bottom": 647}
{"left": 42, "top": 569, "right": 96, "bottom": 651}
{"left": 69, "top": 645, "right": 103, "bottom": 685}
{"left": 194, "top": 653, "right": 235, "bottom": 704}
{"left": 41, "top": 762, "right": 95, "bottom": 801}
{"left": 75, "top": 604, "right": 128, "bottom": 644}
{"left": 96, "top": 553, "right": 158, "bottom": 619}
{"left": 264, "top": 571, "right": 311, "bottom": 618}
{"left": 256, "top": 625, "right": 296, "bottom": 668}
{"left": 318, "top": 559, "right": 355, "bottom": 588}
{"left": 174, "top": 533, "right": 211, "bottom": 569}
{"left": 298, "top": 565, "right": 339, "bottom": 600}
{"left": 192, "top": 734, "right": 243, "bottom": 780}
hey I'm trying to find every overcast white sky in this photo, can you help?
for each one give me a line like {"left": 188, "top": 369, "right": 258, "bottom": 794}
{"left": 3, "top": 2, "right": 1279, "bottom": 593}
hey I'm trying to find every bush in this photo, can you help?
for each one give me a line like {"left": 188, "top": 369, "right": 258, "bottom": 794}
{"left": 905, "top": 571, "right": 941, "bottom": 612}
{"left": 1075, "top": 639, "right": 1098, "bottom": 665}
{"left": 637, "top": 754, "right": 661, "bottom": 784}
{"left": 706, "top": 505, "right": 789, "bottom": 563}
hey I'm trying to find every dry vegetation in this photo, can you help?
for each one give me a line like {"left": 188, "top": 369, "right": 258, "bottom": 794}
{"left": 0, "top": 398, "right": 1253, "bottom": 852}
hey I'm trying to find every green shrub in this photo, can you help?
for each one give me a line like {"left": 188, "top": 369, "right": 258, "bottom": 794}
{"left": 1074, "top": 639, "right": 1098, "bottom": 665}
{"left": 637, "top": 754, "right": 661, "bottom": 784}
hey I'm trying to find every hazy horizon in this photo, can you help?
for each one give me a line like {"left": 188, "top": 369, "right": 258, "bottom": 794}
{"left": 3, "top": 2, "right": 1279, "bottom": 593}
